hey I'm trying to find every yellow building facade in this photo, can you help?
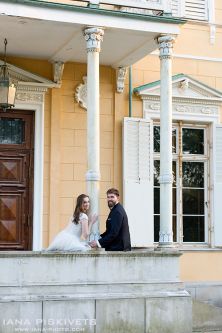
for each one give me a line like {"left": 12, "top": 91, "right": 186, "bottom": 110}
{"left": 1, "top": 0, "right": 222, "bottom": 284}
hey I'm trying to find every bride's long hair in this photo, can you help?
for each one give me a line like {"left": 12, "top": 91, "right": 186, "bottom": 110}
{"left": 73, "top": 194, "right": 89, "bottom": 224}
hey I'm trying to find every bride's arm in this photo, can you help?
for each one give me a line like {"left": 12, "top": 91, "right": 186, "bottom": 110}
{"left": 80, "top": 215, "right": 98, "bottom": 240}
{"left": 80, "top": 219, "right": 89, "bottom": 240}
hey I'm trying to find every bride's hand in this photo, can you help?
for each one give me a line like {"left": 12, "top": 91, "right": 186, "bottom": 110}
{"left": 91, "top": 213, "right": 98, "bottom": 224}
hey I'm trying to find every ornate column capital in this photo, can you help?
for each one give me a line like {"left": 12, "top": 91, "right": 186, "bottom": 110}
{"left": 157, "top": 35, "right": 175, "bottom": 60}
{"left": 84, "top": 27, "right": 104, "bottom": 52}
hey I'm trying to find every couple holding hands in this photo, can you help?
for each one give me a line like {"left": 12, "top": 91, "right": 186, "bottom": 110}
{"left": 47, "top": 188, "right": 131, "bottom": 252}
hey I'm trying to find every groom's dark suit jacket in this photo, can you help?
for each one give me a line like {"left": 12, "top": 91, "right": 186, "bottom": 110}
{"left": 98, "top": 203, "right": 131, "bottom": 251}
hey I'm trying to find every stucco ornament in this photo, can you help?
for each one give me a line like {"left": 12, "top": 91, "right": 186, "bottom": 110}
{"left": 179, "top": 79, "right": 189, "bottom": 91}
{"left": 116, "top": 67, "right": 127, "bottom": 93}
{"left": 75, "top": 76, "right": 87, "bottom": 110}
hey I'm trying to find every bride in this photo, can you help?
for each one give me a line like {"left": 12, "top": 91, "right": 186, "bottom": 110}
{"left": 46, "top": 194, "right": 97, "bottom": 251}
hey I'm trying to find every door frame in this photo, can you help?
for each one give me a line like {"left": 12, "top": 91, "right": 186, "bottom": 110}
{"left": 14, "top": 100, "right": 44, "bottom": 250}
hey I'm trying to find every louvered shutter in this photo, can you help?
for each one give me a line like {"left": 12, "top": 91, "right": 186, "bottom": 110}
{"left": 172, "top": 0, "right": 208, "bottom": 20}
{"left": 213, "top": 125, "right": 222, "bottom": 247}
{"left": 123, "top": 117, "right": 153, "bottom": 247}
{"left": 185, "top": 0, "right": 208, "bottom": 20}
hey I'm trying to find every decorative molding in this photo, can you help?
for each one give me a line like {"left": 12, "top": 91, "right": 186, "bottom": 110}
{"left": 175, "top": 104, "right": 218, "bottom": 115}
{"left": 75, "top": 76, "right": 87, "bottom": 110}
{"left": 53, "top": 61, "right": 64, "bottom": 85}
{"left": 17, "top": 85, "right": 48, "bottom": 93}
{"left": 143, "top": 96, "right": 221, "bottom": 106}
{"left": 116, "top": 67, "right": 127, "bottom": 93}
{"left": 157, "top": 35, "right": 175, "bottom": 60}
{"left": 15, "top": 92, "right": 44, "bottom": 103}
{"left": 84, "top": 27, "right": 104, "bottom": 53}
{"left": 144, "top": 101, "right": 219, "bottom": 116}
{"left": 146, "top": 102, "right": 160, "bottom": 110}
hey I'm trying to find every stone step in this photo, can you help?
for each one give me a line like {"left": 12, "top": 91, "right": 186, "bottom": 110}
{"left": 193, "top": 300, "right": 222, "bottom": 332}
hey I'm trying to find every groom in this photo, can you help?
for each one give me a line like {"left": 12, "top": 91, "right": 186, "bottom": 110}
{"left": 90, "top": 188, "right": 131, "bottom": 251}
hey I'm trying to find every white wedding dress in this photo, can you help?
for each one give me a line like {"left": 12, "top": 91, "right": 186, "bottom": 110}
{"left": 46, "top": 213, "right": 91, "bottom": 251}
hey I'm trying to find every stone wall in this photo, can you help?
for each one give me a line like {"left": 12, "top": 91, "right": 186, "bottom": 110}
{"left": 0, "top": 250, "right": 191, "bottom": 333}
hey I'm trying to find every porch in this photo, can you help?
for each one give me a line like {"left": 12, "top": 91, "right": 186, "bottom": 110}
{"left": 0, "top": 0, "right": 185, "bottom": 251}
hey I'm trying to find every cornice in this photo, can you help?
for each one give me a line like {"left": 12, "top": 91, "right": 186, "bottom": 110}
{"left": 141, "top": 95, "right": 222, "bottom": 106}
{"left": 17, "top": 85, "right": 48, "bottom": 93}
{"left": 0, "top": 60, "right": 56, "bottom": 87}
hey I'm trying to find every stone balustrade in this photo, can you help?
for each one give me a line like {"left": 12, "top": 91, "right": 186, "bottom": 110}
{"left": 0, "top": 250, "right": 192, "bottom": 333}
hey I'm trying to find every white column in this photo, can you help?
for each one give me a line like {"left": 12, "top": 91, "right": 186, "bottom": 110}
{"left": 157, "top": 35, "right": 175, "bottom": 248}
{"left": 84, "top": 27, "right": 104, "bottom": 239}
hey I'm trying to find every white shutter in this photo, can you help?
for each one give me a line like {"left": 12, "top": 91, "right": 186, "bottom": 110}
{"left": 185, "top": 0, "right": 208, "bottom": 20}
{"left": 123, "top": 117, "right": 153, "bottom": 247}
{"left": 172, "top": 0, "right": 208, "bottom": 20}
{"left": 213, "top": 125, "right": 222, "bottom": 247}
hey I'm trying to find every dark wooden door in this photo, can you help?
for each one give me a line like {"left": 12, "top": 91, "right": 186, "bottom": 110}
{"left": 0, "top": 110, "right": 34, "bottom": 250}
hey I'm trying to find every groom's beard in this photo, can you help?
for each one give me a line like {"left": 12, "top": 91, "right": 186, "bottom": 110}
{"left": 108, "top": 201, "right": 115, "bottom": 209}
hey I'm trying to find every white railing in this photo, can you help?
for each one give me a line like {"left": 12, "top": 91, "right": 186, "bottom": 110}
{"left": 83, "top": 0, "right": 172, "bottom": 13}
{"left": 84, "top": 0, "right": 209, "bottom": 20}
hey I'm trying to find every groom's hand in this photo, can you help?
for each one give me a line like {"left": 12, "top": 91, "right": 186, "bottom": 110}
{"left": 89, "top": 240, "right": 98, "bottom": 248}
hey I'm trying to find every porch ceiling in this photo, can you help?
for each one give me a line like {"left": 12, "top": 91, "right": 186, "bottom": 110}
{"left": 0, "top": 1, "right": 182, "bottom": 68}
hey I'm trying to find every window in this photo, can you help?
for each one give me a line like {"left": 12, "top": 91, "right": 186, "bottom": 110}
{"left": 153, "top": 122, "right": 208, "bottom": 244}
{"left": 0, "top": 118, "right": 25, "bottom": 145}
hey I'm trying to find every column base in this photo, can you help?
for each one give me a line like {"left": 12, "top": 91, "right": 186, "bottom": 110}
{"left": 155, "top": 243, "right": 179, "bottom": 252}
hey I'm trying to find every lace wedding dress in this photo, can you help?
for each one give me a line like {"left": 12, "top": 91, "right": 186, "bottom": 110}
{"left": 46, "top": 213, "right": 91, "bottom": 251}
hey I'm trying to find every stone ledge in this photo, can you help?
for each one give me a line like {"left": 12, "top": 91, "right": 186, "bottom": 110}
{"left": 0, "top": 250, "right": 182, "bottom": 285}
{"left": 0, "top": 290, "right": 190, "bottom": 302}
{"left": 0, "top": 249, "right": 182, "bottom": 258}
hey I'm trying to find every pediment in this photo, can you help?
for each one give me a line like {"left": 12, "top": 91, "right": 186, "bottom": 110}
{"left": 0, "top": 60, "right": 56, "bottom": 89}
{"left": 134, "top": 74, "right": 222, "bottom": 102}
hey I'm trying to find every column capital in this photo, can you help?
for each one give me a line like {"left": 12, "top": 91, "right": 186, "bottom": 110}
{"left": 84, "top": 27, "right": 104, "bottom": 52}
{"left": 157, "top": 35, "right": 175, "bottom": 60}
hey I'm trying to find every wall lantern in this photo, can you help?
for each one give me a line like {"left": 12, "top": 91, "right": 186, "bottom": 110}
{"left": 0, "top": 39, "right": 16, "bottom": 111}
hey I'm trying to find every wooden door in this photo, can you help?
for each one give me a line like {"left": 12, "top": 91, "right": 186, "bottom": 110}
{"left": 0, "top": 110, "right": 34, "bottom": 250}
